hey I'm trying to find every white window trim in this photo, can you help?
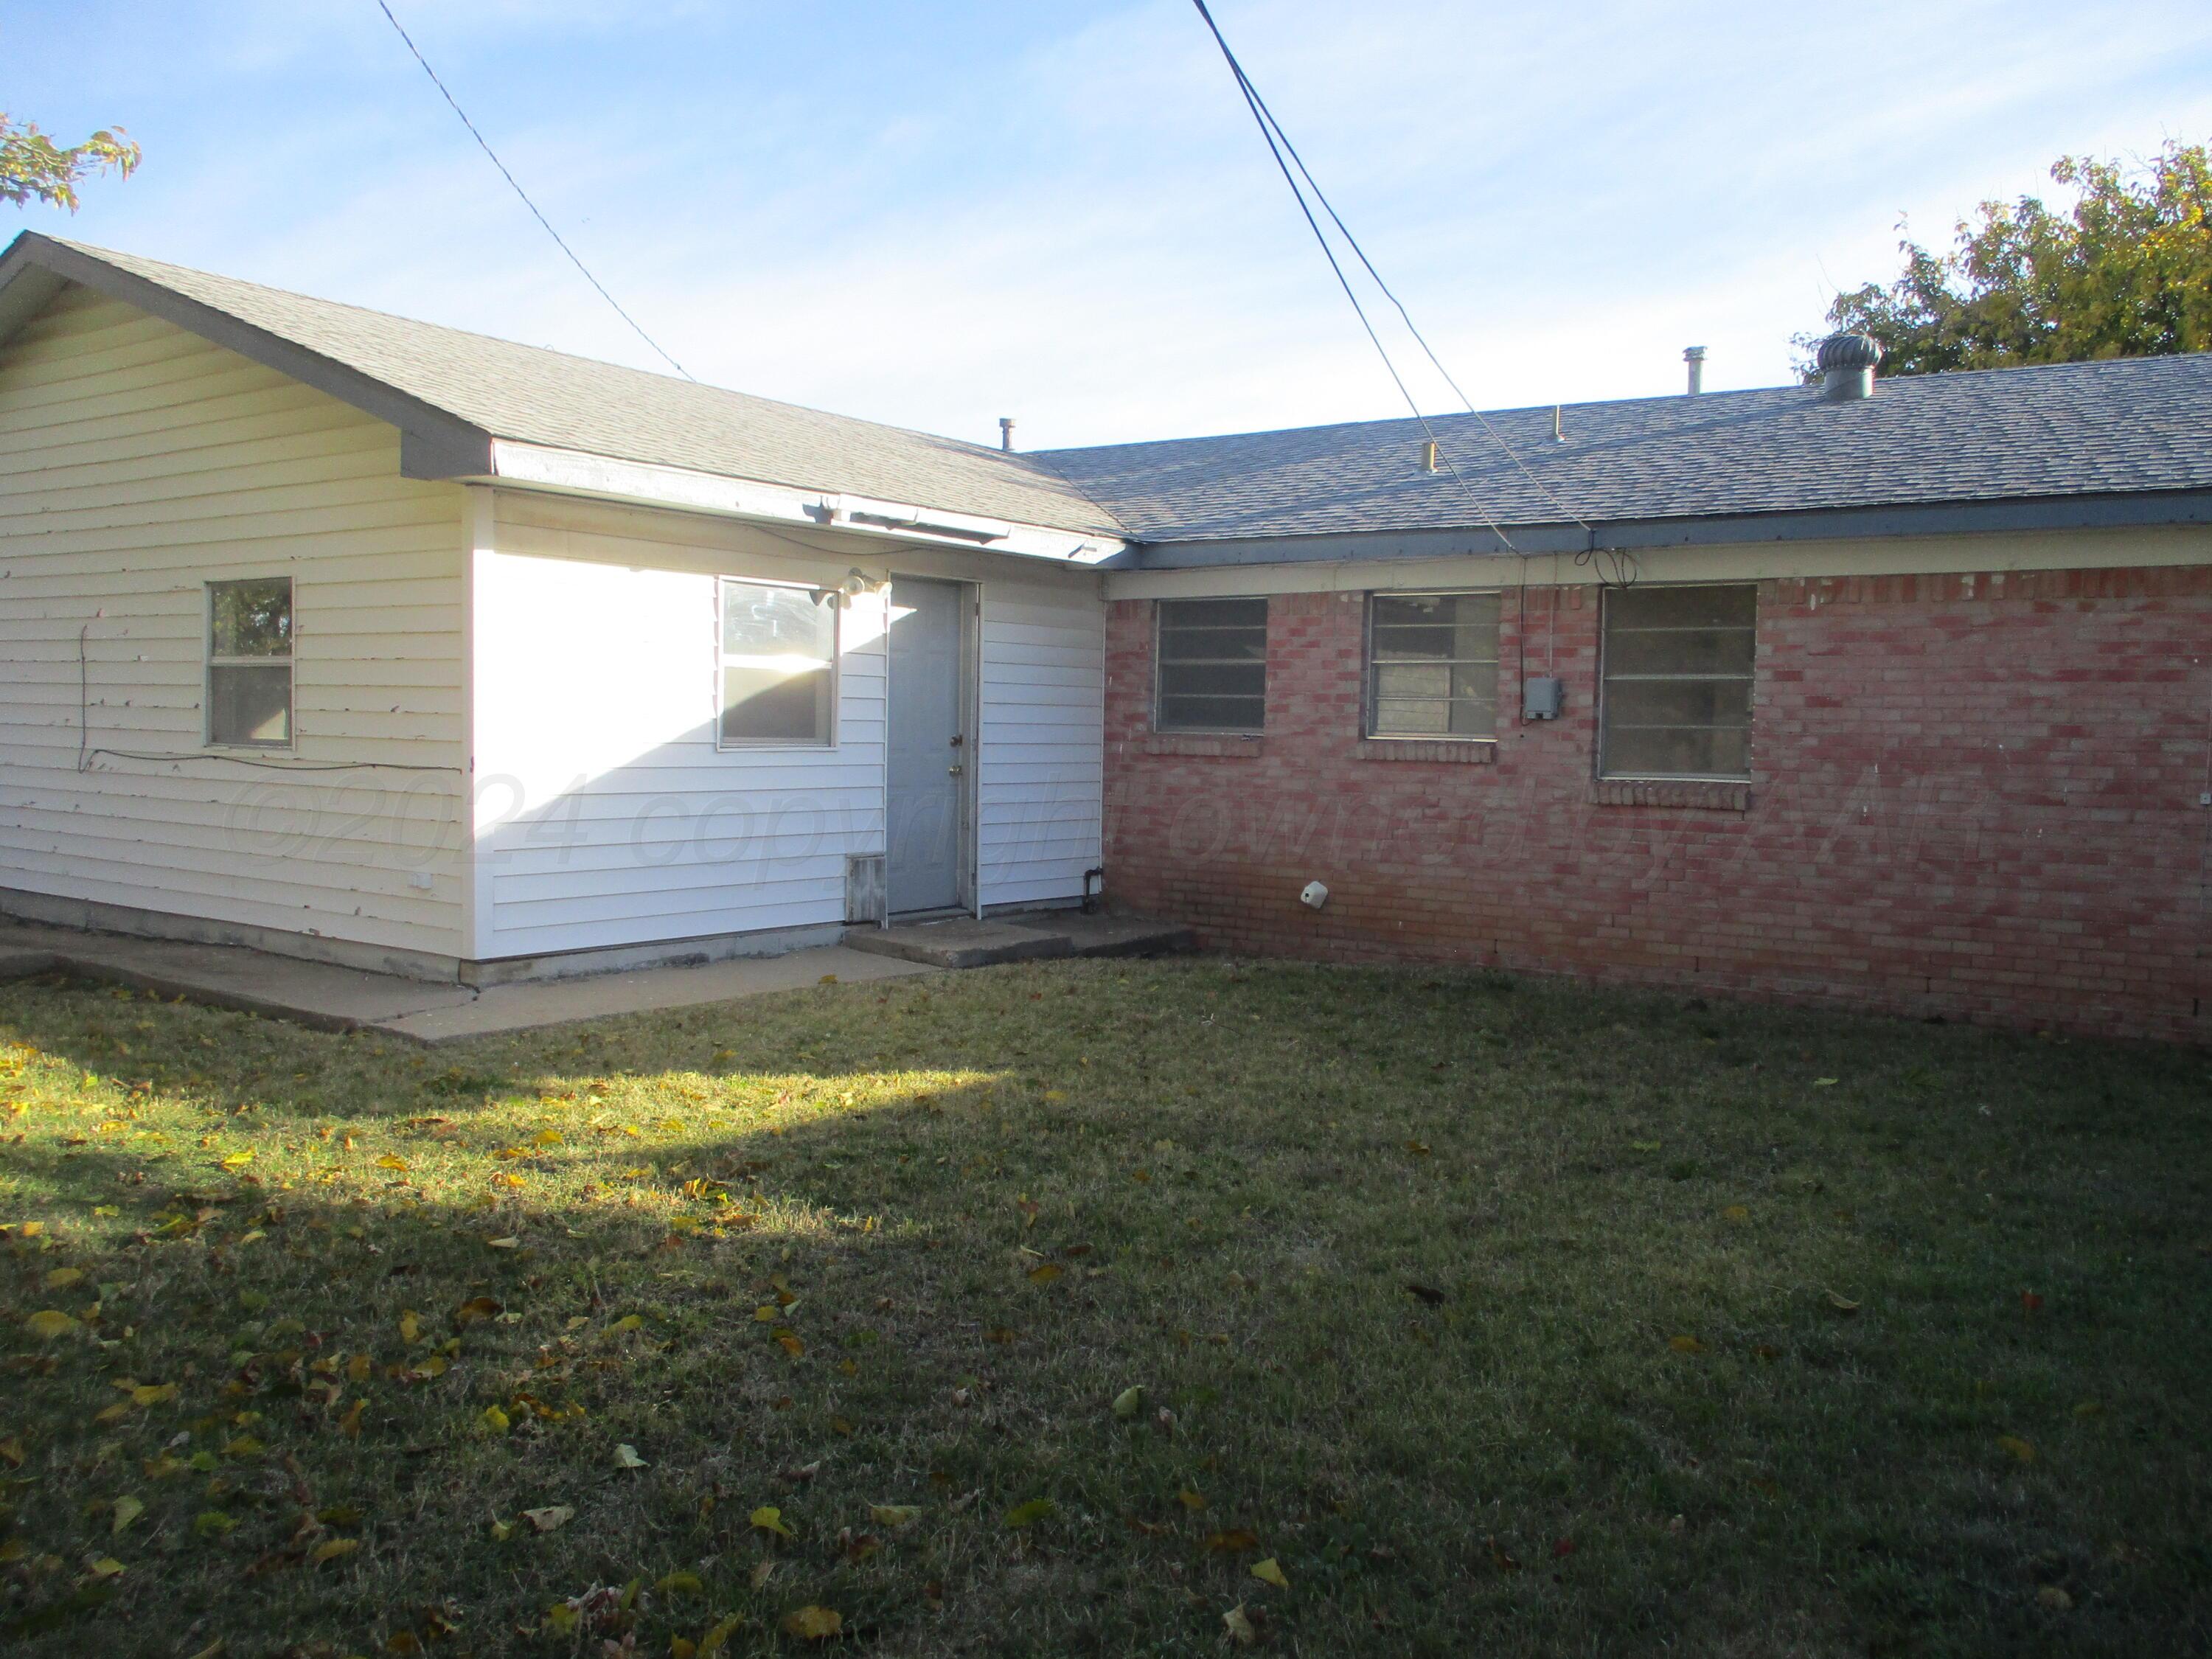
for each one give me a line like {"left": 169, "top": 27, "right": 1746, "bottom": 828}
{"left": 1595, "top": 581, "right": 1757, "bottom": 784}
{"left": 715, "top": 574, "right": 841, "bottom": 753}
{"left": 1153, "top": 597, "right": 1267, "bottom": 736}
{"left": 204, "top": 577, "right": 295, "bottom": 753}
{"left": 1362, "top": 588, "right": 1503, "bottom": 742}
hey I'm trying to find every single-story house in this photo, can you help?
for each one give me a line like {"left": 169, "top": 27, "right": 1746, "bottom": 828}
{"left": 3, "top": 232, "right": 2209, "bottom": 1040}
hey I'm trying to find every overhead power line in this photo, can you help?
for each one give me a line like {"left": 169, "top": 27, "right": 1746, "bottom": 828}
{"left": 373, "top": 0, "right": 694, "bottom": 381}
{"left": 1188, "top": 0, "right": 1599, "bottom": 548}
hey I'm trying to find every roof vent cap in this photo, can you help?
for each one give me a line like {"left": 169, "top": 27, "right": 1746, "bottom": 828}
{"left": 1815, "top": 331, "right": 1883, "bottom": 401}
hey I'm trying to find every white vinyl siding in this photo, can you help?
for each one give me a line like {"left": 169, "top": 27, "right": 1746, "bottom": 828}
{"left": 470, "top": 493, "right": 1105, "bottom": 959}
{"left": 0, "top": 285, "right": 469, "bottom": 962}
{"left": 977, "top": 580, "right": 1103, "bottom": 909}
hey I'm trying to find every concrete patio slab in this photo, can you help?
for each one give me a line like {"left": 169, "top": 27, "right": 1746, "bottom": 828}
{"left": 0, "top": 918, "right": 936, "bottom": 1045}
{"left": 844, "top": 909, "right": 1195, "bottom": 969}
{"left": 380, "top": 946, "right": 933, "bottom": 1043}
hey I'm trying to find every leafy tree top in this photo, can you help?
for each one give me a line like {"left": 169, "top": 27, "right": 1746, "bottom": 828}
{"left": 1, "top": 114, "right": 142, "bottom": 212}
{"left": 1800, "top": 142, "right": 2212, "bottom": 378}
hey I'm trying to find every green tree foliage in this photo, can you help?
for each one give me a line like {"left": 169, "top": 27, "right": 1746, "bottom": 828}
{"left": 1801, "top": 142, "right": 2212, "bottom": 377}
{"left": 1, "top": 113, "right": 142, "bottom": 212}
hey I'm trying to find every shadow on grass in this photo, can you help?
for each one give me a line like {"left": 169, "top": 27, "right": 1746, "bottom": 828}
{"left": 3, "top": 964, "right": 2210, "bottom": 1657}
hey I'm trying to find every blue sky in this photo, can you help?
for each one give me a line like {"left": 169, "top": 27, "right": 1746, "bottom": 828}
{"left": 10, "top": 1, "right": 2212, "bottom": 449}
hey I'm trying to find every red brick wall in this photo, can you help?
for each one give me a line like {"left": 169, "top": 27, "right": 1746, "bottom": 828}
{"left": 1102, "top": 566, "right": 2212, "bottom": 1042}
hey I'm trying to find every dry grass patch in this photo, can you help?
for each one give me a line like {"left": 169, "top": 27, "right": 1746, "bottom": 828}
{"left": 0, "top": 958, "right": 2206, "bottom": 1657}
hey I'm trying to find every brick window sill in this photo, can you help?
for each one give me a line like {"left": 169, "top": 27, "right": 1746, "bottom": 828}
{"left": 1138, "top": 733, "right": 1266, "bottom": 759}
{"left": 1591, "top": 777, "right": 1752, "bottom": 811}
{"left": 1354, "top": 739, "right": 1497, "bottom": 765}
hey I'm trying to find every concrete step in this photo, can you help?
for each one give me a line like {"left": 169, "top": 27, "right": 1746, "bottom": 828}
{"left": 844, "top": 911, "right": 1195, "bottom": 970}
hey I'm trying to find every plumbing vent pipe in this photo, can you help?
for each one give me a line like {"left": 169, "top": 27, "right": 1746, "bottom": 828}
{"left": 1683, "top": 345, "right": 1707, "bottom": 394}
{"left": 998, "top": 417, "right": 1016, "bottom": 451}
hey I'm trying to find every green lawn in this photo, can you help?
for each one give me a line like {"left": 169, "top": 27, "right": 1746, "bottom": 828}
{"left": 0, "top": 958, "right": 2205, "bottom": 1657}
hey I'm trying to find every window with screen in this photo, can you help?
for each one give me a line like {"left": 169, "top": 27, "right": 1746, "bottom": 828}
{"left": 1155, "top": 597, "right": 1267, "bottom": 734}
{"left": 1599, "top": 584, "right": 1756, "bottom": 779}
{"left": 1366, "top": 591, "right": 1500, "bottom": 739}
{"left": 719, "top": 579, "right": 838, "bottom": 747}
{"left": 206, "top": 577, "right": 293, "bottom": 748}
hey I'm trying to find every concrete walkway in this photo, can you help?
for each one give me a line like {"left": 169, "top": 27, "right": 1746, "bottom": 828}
{"left": 0, "top": 918, "right": 933, "bottom": 1045}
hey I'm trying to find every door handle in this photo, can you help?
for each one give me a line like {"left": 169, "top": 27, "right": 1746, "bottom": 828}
{"left": 948, "top": 765, "right": 964, "bottom": 776}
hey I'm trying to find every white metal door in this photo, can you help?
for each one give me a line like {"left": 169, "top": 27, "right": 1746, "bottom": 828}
{"left": 885, "top": 579, "right": 970, "bottom": 914}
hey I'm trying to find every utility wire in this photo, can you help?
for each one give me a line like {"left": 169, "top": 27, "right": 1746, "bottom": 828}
{"left": 1187, "top": 0, "right": 1517, "bottom": 554}
{"left": 373, "top": 0, "right": 694, "bottom": 381}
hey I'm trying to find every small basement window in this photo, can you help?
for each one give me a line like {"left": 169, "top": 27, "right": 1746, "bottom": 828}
{"left": 1155, "top": 597, "right": 1267, "bottom": 733}
{"left": 1599, "top": 584, "right": 1756, "bottom": 779}
{"left": 206, "top": 577, "right": 293, "bottom": 748}
{"left": 1366, "top": 591, "right": 1500, "bottom": 739}
{"left": 720, "top": 577, "right": 838, "bottom": 747}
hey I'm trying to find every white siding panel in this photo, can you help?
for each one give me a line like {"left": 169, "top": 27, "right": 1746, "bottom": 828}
{"left": 470, "top": 515, "right": 893, "bottom": 960}
{"left": 977, "top": 580, "right": 1104, "bottom": 908}
{"left": 0, "top": 285, "right": 469, "bottom": 961}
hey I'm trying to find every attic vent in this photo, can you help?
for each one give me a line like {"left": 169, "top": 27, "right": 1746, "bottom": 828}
{"left": 1816, "top": 332, "right": 1884, "bottom": 402}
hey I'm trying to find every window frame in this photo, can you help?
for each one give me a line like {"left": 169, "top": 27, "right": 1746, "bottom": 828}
{"left": 715, "top": 574, "right": 841, "bottom": 752}
{"left": 1596, "top": 581, "right": 1758, "bottom": 783}
{"left": 1152, "top": 597, "right": 1268, "bottom": 736}
{"left": 204, "top": 576, "right": 295, "bottom": 751}
{"left": 1362, "top": 588, "right": 1502, "bottom": 742}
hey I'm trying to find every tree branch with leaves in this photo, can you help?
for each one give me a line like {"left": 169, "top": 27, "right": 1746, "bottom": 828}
{"left": 1800, "top": 141, "right": 2212, "bottom": 377}
{"left": 1, "top": 113, "right": 142, "bottom": 212}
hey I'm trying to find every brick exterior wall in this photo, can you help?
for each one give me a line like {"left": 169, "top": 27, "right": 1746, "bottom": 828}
{"left": 1102, "top": 566, "right": 2212, "bottom": 1043}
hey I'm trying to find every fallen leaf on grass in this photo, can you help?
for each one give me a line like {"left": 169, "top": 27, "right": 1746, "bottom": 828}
{"left": 1404, "top": 1140, "right": 1431, "bottom": 1156}
{"left": 219, "top": 1152, "right": 254, "bottom": 1169}
{"left": 1178, "top": 1488, "right": 1207, "bottom": 1512}
{"left": 1720, "top": 1205, "right": 1750, "bottom": 1222}
{"left": 1824, "top": 1290, "right": 1861, "bottom": 1312}
{"left": 1669, "top": 1335, "right": 1705, "bottom": 1354}
{"left": 614, "top": 1443, "right": 648, "bottom": 1469}
{"left": 194, "top": 1512, "right": 236, "bottom": 1537}
{"left": 870, "top": 1504, "right": 919, "bottom": 1528}
{"left": 700, "top": 1613, "right": 744, "bottom": 1652}
{"left": 1812, "top": 1077, "right": 1839, "bottom": 1087}
{"left": 110, "top": 1495, "right": 143, "bottom": 1534}
{"left": 782, "top": 1606, "right": 841, "bottom": 1641}
{"left": 2037, "top": 1586, "right": 2073, "bottom": 1610}
{"left": 84, "top": 1556, "right": 124, "bottom": 1580}
{"left": 375, "top": 1155, "right": 408, "bottom": 1172}
{"left": 481, "top": 1405, "right": 510, "bottom": 1434}
{"left": 398, "top": 1310, "right": 422, "bottom": 1343}
{"left": 1222, "top": 1604, "right": 1257, "bottom": 1646}
{"left": 773, "top": 1329, "right": 805, "bottom": 1359}
{"left": 1204, "top": 1528, "right": 1259, "bottom": 1554}
{"left": 1112, "top": 1385, "right": 1145, "bottom": 1420}
{"left": 1250, "top": 1557, "right": 1290, "bottom": 1588}
{"left": 130, "top": 1382, "right": 175, "bottom": 1407}
{"left": 338, "top": 1400, "right": 365, "bottom": 1439}
{"left": 1026, "top": 1262, "right": 1062, "bottom": 1286}
{"left": 751, "top": 1505, "right": 794, "bottom": 1539}
{"left": 485, "top": 1237, "right": 520, "bottom": 1251}
{"left": 310, "top": 1537, "right": 358, "bottom": 1565}
{"left": 25, "top": 1310, "right": 77, "bottom": 1340}
{"left": 453, "top": 1296, "right": 502, "bottom": 1326}
{"left": 1004, "top": 1498, "right": 1057, "bottom": 1528}
{"left": 656, "top": 1571, "right": 703, "bottom": 1595}
{"left": 1997, "top": 1436, "right": 2037, "bottom": 1464}
{"left": 523, "top": 1505, "right": 574, "bottom": 1533}
{"left": 44, "top": 1267, "right": 84, "bottom": 1290}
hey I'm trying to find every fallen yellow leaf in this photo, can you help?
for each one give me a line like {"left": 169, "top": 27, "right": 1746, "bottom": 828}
{"left": 85, "top": 1556, "right": 125, "bottom": 1580}
{"left": 375, "top": 1155, "right": 408, "bottom": 1172}
{"left": 870, "top": 1503, "right": 920, "bottom": 1528}
{"left": 25, "top": 1310, "right": 76, "bottom": 1340}
{"left": 1026, "top": 1262, "right": 1062, "bottom": 1286}
{"left": 781, "top": 1606, "right": 842, "bottom": 1641}
{"left": 1251, "top": 1557, "right": 1290, "bottom": 1589}
{"left": 111, "top": 1495, "right": 143, "bottom": 1534}
{"left": 1223, "top": 1603, "right": 1257, "bottom": 1646}
{"left": 523, "top": 1504, "right": 574, "bottom": 1533}
{"left": 481, "top": 1405, "right": 510, "bottom": 1434}
{"left": 310, "top": 1537, "right": 358, "bottom": 1565}
{"left": 751, "top": 1506, "right": 794, "bottom": 1538}
{"left": 44, "top": 1267, "right": 84, "bottom": 1290}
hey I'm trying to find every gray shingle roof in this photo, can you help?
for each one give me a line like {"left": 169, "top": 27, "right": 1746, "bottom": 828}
{"left": 32, "top": 239, "right": 1124, "bottom": 537}
{"left": 1034, "top": 354, "right": 2212, "bottom": 544}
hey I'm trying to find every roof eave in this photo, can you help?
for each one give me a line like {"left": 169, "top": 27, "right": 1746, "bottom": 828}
{"left": 0, "top": 230, "right": 495, "bottom": 479}
{"left": 1124, "top": 489, "right": 2212, "bottom": 568}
